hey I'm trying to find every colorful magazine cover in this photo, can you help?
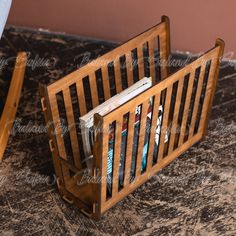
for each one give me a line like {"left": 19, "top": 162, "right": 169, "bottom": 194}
{"left": 106, "top": 99, "right": 167, "bottom": 195}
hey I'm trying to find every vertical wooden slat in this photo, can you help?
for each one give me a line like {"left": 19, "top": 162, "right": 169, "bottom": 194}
{"left": 39, "top": 85, "right": 64, "bottom": 182}
{"left": 50, "top": 94, "right": 67, "bottom": 160}
{"left": 157, "top": 86, "right": 173, "bottom": 161}
{"left": 137, "top": 45, "right": 145, "bottom": 79}
{"left": 167, "top": 78, "right": 184, "bottom": 154}
{"left": 148, "top": 38, "right": 156, "bottom": 84}
{"left": 101, "top": 66, "right": 111, "bottom": 100}
{"left": 188, "top": 66, "right": 206, "bottom": 138}
{"left": 76, "top": 80, "right": 87, "bottom": 116}
{"left": 93, "top": 114, "right": 104, "bottom": 217}
{"left": 199, "top": 41, "right": 224, "bottom": 136}
{"left": 98, "top": 122, "right": 109, "bottom": 205}
{"left": 146, "top": 93, "right": 161, "bottom": 171}
{"left": 114, "top": 59, "right": 123, "bottom": 93}
{"left": 123, "top": 111, "right": 135, "bottom": 187}
{"left": 63, "top": 88, "right": 82, "bottom": 170}
{"left": 112, "top": 119, "right": 122, "bottom": 195}
{"left": 160, "top": 15, "right": 170, "bottom": 80}
{"left": 125, "top": 52, "right": 134, "bottom": 87}
{"left": 198, "top": 61, "right": 219, "bottom": 134}
{"left": 178, "top": 73, "right": 195, "bottom": 146}
{"left": 89, "top": 72, "right": 99, "bottom": 108}
{"left": 135, "top": 100, "right": 149, "bottom": 176}
{"left": 159, "top": 32, "right": 168, "bottom": 80}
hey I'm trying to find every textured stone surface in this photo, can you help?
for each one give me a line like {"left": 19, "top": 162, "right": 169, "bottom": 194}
{"left": 0, "top": 26, "right": 235, "bottom": 235}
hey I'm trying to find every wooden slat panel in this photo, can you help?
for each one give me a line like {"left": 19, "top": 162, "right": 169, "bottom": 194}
{"left": 101, "top": 66, "right": 111, "bottom": 100}
{"left": 63, "top": 88, "right": 82, "bottom": 170}
{"left": 135, "top": 100, "right": 150, "bottom": 176}
{"left": 146, "top": 93, "right": 161, "bottom": 171}
{"left": 89, "top": 72, "right": 99, "bottom": 108}
{"left": 137, "top": 45, "right": 145, "bottom": 79}
{"left": 76, "top": 80, "right": 87, "bottom": 116}
{"left": 148, "top": 38, "right": 156, "bottom": 83}
{"left": 123, "top": 111, "right": 135, "bottom": 187}
{"left": 114, "top": 59, "right": 123, "bottom": 93}
{"left": 188, "top": 66, "right": 206, "bottom": 138}
{"left": 157, "top": 86, "right": 173, "bottom": 161}
{"left": 125, "top": 52, "right": 134, "bottom": 87}
{"left": 112, "top": 119, "right": 122, "bottom": 195}
{"left": 103, "top": 132, "right": 203, "bottom": 214}
{"left": 167, "top": 78, "right": 184, "bottom": 154}
{"left": 48, "top": 23, "right": 166, "bottom": 94}
{"left": 49, "top": 94, "right": 67, "bottom": 160}
{"left": 178, "top": 73, "right": 195, "bottom": 146}
{"left": 104, "top": 49, "right": 219, "bottom": 123}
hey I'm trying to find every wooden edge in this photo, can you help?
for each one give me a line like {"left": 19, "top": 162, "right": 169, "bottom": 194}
{"left": 161, "top": 15, "right": 170, "bottom": 24}
{"left": 0, "top": 52, "right": 27, "bottom": 162}
{"left": 215, "top": 38, "right": 225, "bottom": 64}
{"left": 38, "top": 83, "right": 65, "bottom": 183}
{"left": 92, "top": 113, "right": 104, "bottom": 219}
{"left": 161, "top": 15, "right": 171, "bottom": 73}
{"left": 202, "top": 38, "right": 225, "bottom": 137}
{"left": 57, "top": 181, "right": 94, "bottom": 218}
{"left": 215, "top": 38, "right": 225, "bottom": 50}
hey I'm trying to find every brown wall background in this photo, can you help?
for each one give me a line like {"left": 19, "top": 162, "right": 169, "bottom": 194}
{"left": 8, "top": 0, "right": 235, "bottom": 58}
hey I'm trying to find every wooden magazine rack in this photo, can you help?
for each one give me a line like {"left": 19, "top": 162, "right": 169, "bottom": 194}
{"left": 39, "top": 16, "right": 224, "bottom": 219}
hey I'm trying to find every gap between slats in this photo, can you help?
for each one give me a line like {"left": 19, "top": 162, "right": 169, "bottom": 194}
{"left": 63, "top": 88, "right": 82, "bottom": 170}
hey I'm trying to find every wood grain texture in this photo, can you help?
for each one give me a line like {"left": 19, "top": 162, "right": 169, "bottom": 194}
{"left": 135, "top": 100, "right": 149, "bottom": 176}
{"left": 89, "top": 72, "right": 99, "bottom": 108}
{"left": 0, "top": 52, "right": 27, "bottom": 161}
{"left": 168, "top": 78, "right": 184, "bottom": 154}
{"left": 39, "top": 16, "right": 224, "bottom": 219}
{"left": 123, "top": 111, "right": 136, "bottom": 187}
{"left": 63, "top": 88, "right": 82, "bottom": 170}
{"left": 146, "top": 93, "right": 161, "bottom": 171}
{"left": 0, "top": 26, "right": 232, "bottom": 235}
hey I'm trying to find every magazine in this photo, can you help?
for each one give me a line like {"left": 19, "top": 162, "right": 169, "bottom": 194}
{"left": 106, "top": 101, "right": 168, "bottom": 194}
{"left": 80, "top": 77, "right": 153, "bottom": 160}
{"left": 79, "top": 76, "right": 169, "bottom": 195}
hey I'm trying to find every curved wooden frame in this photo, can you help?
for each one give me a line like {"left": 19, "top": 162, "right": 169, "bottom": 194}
{"left": 0, "top": 52, "right": 27, "bottom": 161}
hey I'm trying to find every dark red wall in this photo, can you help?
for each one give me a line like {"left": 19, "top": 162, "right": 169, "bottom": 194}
{"left": 8, "top": 0, "right": 236, "bottom": 58}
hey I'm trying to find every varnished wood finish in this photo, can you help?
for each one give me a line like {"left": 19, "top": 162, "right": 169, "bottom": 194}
{"left": 39, "top": 15, "right": 224, "bottom": 219}
{"left": 123, "top": 110, "right": 136, "bottom": 187}
{"left": 135, "top": 100, "right": 149, "bottom": 176}
{"left": 146, "top": 93, "right": 161, "bottom": 171}
{"left": 0, "top": 52, "right": 27, "bottom": 161}
{"left": 96, "top": 43, "right": 223, "bottom": 216}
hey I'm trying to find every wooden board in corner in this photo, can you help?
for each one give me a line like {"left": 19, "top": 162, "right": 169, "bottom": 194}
{"left": 0, "top": 52, "right": 27, "bottom": 161}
